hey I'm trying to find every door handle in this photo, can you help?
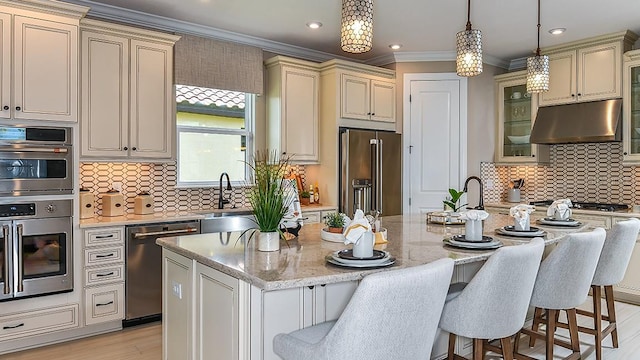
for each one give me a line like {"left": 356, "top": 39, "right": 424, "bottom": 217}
{"left": 95, "top": 253, "right": 115, "bottom": 259}
{"left": 96, "top": 301, "right": 114, "bottom": 307}
{"left": 133, "top": 228, "right": 198, "bottom": 238}
{"left": 3, "top": 323, "right": 24, "bottom": 330}
{"left": 2, "top": 225, "right": 9, "bottom": 295}
{"left": 378, "top": 139, "right": 383, "bottom": 214}
{"left": 16, "top": 224, "right": 23, "bottom": 293}
{"left": 96, "top": 272, "right": 114, "bottom": 277}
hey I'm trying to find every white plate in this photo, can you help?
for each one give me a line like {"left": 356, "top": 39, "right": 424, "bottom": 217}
{"left": 325, "top": 255, "right": 395, "bottom": 268}
{"left": 538, "top": 218, "right": 582, "bottom": 227}
{"left": 445, "top": 238, "right": 503, "bottom": 250}
{"left": 330, "top": 250, "right": 391, "bottom": 266}
{"left": 495, "top": 226, "right": 545, "bottom": 237}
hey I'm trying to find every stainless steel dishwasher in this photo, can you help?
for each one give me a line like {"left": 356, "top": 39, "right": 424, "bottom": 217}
{"left": 124, "top": 220, "right": 200, "bottom": 326}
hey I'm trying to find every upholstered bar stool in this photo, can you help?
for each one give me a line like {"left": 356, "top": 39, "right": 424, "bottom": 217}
{"left": 557, "top": 218, "right": 640, "bottom": 360}
{"left": 439, "top": 238, "right": 545, "bottom": 360}
{"left": 272, "top": 258, "right": 454, "bottom": 360}
{"left": 515, "top": 228, "right": 606, "bottom": 360}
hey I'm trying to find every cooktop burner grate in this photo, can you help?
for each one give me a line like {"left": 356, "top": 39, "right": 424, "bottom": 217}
{"left": 529, "top": 200, "right": 629, "bottom": 212}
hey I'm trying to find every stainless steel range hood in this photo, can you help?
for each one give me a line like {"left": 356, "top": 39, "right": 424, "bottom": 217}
{"left": 530, "top": 99, "right": 622, "bottom": 144}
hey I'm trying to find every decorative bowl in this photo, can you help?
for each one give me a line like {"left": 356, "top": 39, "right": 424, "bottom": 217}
{"left": 507, "top": 135, "right": 530, "bottom": 144}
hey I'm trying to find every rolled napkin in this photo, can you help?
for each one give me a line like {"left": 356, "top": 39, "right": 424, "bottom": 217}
{"left": 459, "top": 210, "right": 489, "bottom": 241}
{"left": 510, "top": 204, "right": 535, "bottom": 231}
{"left": 343, "top": 209, "right": 372, "bottom": 245}
{"left": 547, "top": 199, "right": 573, "bottom": 219}
{"left": 458, "top": 209, "right": 490, "bottom": 221}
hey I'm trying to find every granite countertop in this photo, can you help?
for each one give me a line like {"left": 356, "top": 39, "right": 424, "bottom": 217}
{"left": 157, "top": 212, "right": 586, "bottom": 291}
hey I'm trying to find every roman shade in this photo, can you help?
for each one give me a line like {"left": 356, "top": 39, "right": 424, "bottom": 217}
{"left": 174, "top": 34, "right": 263, "bottom": 94}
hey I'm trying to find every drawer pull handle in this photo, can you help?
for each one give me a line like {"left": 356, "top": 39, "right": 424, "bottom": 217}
{"left": 96, "top": 301, "right": 114, "bottom": 307}
{"left": 3, "top": 323, "right": 24, "bottom": 330}
{"left": 95, "top": 234, "right": 114, "bottom": 239}
{"left": 96, "top": 253, "right": 115, "bottom": 258}
{"left": 96, "top": 272, "right": 115, "bottom": 277}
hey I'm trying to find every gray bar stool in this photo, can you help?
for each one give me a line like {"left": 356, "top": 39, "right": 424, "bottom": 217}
{"left": 557, "top": 218, "right": 640, "bottom": 360}
{"left": 515, "top": 228, "right": 606, "bottom": 360}
{"left": 439, "top": 238, "right": 545, "bottom": 360}
{"left": 272, "top": 258, "right": 454, "bottom": 360}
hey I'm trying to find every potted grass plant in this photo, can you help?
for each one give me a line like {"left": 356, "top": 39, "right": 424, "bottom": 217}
{"left": 246, "top": 150, "right": 296, "bottom": 252}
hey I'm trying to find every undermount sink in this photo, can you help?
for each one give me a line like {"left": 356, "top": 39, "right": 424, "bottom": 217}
{"left": 197, "top": 208, "right": 256, "bottom": 233}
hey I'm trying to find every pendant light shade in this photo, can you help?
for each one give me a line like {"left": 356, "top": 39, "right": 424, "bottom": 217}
{"left": 527, "top": 0, "right": 550, "bottom": 93}
{"left": 341, "top": 0, "right": 374, "bottom": 54}
{"left": 456, "top": 0, "right": 483, "bottom": 77}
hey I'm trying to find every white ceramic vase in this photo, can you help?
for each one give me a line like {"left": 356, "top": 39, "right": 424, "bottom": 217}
{"left": 258, "top": 231, "right": 280, "bottom": 252}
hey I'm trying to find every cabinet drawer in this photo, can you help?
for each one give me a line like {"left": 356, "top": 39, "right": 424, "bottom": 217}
{"left": 85, "top": 246, "right": 124, "bottom": 267}
{"left": 84, "top": 227, "right": 124, "bottom": 247}
{"left": 0, "top": 304, "right": 78, "bottom": 341}
{"left": 85, "top": 264, "right": 125, "bottom": 287}
{"left": 303, "top": 211, "right": 321, "bottom": 224}
{"left": 85, "top": 283, "right": 125, "bottom": 325}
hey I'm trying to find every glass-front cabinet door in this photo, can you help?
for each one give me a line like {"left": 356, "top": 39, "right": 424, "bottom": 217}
{"left": 623, "top": 50, "right": 640, "bottom": 163}
{"left": 495, "top": 71, "right": 549, "bottom": 164}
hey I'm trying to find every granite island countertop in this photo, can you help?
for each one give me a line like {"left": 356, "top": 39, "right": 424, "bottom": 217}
{"left": 157, "top": 212, "right": 588, "bottom": 291}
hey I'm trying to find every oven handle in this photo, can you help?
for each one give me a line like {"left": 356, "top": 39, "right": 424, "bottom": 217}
{"left": 132, "top": 228, "right": 198, "bottom": 239}
{"left": 2, "top": 225, "right": 9, "bottom": 295}
{"left": 0, "top": 147, "right": 68, "bottom": 153}
{"left": 16, "top": 224, "right": 23, "bottom": 293}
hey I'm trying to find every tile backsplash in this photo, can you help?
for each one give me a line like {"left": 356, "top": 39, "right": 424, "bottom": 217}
{"left": 80, "top": 162, "right": 306, "bottom": 215}
{"left": 481, "top": 142, "right": 640, "bottom": 205}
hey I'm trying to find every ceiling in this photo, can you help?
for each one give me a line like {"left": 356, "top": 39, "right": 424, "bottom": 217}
{"left": 67, "top": 0, "right": 640, "bottom": 67}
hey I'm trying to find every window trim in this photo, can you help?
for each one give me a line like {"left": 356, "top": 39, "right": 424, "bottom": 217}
{"left": 176, "top": 92, "right": 255, "bottom": 188}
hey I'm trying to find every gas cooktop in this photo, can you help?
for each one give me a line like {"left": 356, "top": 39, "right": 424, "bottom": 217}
{"left": 529, "top": 200, "right": 629, "bottom": 212}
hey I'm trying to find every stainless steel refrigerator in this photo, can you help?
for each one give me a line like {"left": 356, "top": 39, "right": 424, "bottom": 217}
{"left": 339, "top": 127, "right": 402, "bottom": 217}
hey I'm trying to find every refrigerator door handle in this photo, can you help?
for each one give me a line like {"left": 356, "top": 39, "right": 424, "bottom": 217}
{"left": 2, "top": 225, "right": 9, "bottom": 295}
{"left": 370, "top": 138, "right": 378, "bottom": 213}
{"left": 16, "top": 224, "right": 23, "bottom": 293}
{"left": 378, "top": 139, "right": 383, "bottom": 214}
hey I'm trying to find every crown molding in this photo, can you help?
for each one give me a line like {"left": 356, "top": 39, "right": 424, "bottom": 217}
{"left": 367, "top": 50, "right": 510, "bottom": 69}
{"left": 64, "top": 0, "right": 359, "bottom": 64}
{"left": 509, "top": 57, "right": 528, "bottom": 71}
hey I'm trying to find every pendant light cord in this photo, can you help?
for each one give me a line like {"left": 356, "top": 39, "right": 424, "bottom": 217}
{"left": 466, "top": 0, "right": 472, "bottom": 31}
{"left": 536, "top": 0, "right": 541, "bottom": 56}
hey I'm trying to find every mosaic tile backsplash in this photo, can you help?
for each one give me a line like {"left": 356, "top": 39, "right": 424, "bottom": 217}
{"left": 80, "top": 162, "right": 306, "bottom": 215}
{"left": 481, "top": 142, "right": 640, "bottom": 205}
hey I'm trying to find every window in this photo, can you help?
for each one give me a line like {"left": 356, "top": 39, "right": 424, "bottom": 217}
{"left": 176, "top": 85, "right": 254, "bottom": 187}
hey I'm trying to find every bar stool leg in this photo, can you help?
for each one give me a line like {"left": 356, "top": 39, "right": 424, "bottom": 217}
{"left": 605, "top": 285, "right": 619, "bottom": 348}
{"left": 529, "top": 307, "right": 543, "bottom": 347}
{"left": 473, "top": 338, "right": 484, "bottom": 360}
{"left": 448, "top": 333, "right": 456, "bottom": 360}
{"left": 546, "top": 309, "right": 557, "bottom": 360}
{"left": 501, "top": 337, "right": 514, "bottom": 360}
{"left": 592, "top": 285, "right": 603, "bottom": 360}
{"left": 567, "top": 308, "right": 581, "bottom": 358}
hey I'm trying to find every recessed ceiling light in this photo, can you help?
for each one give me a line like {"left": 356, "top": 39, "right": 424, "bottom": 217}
{"left": 389, "top": 44, "right": 402, "bottom": 50}
{"left": 307, "top": 22, "right": 322, "bottom": 29}
{"left": 549, "top": 28, "right": 566, "bottom": 35}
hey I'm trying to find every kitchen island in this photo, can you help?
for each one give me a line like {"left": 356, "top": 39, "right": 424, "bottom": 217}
{"left": 157, "top": 213, "right": 586, "bottom": 360}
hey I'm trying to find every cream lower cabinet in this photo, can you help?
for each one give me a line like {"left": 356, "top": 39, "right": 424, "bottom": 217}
{"left": 0, "top": 3, "right": 87, "bottom": 122}
{"left": 0, "top": 304, "right": 79, "bottom": 341}
{"left": 80, "top": 19, "right": 179, "bottom": 160}
{"left": 613, "top": 217, "right": 640, "bottom": 305}
{"left": 265, "top": 56, "right": 320, "bottom": 164}
{"left": 301, "top": 208, "right": 338, "bottom": 224}
{"left": 83, "top": 226, "right": 125, "bottom": 326}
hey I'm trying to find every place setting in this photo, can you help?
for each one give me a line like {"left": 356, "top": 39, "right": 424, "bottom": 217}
{"left": 536, "top": 199, "right": 583, "bottom": 227}
{"left": 443, "top": 210, "right": 503, "bottom": 250}
{"left": 325, "top": 210, "right": 395, "bottom": 268}
{"left": 495, "top": 204, "right": 547, "bottom": 238}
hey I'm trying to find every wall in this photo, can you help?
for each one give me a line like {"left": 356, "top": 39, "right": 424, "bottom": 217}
{"left": 482, "top": 142, "right": 640, "bottom": 205}
{"left": 79, "top": 162, "right": 307, "bottom": 215}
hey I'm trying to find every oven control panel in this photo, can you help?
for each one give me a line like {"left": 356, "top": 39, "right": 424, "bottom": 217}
{"left": 0, "top": 203, "right": 35, "bottom": 217}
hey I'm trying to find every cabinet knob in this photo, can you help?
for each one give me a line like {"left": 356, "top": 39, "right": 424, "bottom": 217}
{"left": 577, "top": 93, "right": 582, "bottom": 96}
{"left": 2, "top": 106, "right": 7, "bottom": 110}
{"left": 282, "top": 151, "right": 287, "bottom": 155}
{"left": 531, "top": 154, "right": 535, "bottom": 157}
{"left": 15, "top": 106, "right": 21, "bottom": 111}
{"left": 123, "top": 146, "right": 128, "bottom": 151}
{"left": 624, "top": 152, "right": 628, "bottom": 155}
{"left": 132, "top": 147, "right": 137, "bottom": 151}
{"left": 571, "top": 94, "right": 575, "bottom": 97}
{"left": 308, "top": 286, "right": 314, "bottom": 290}
{"left": 371, "top": 113, "right": 375, "bottom": 116}
{"left": 367, "top": 112, "right": 371, "bottom": 115}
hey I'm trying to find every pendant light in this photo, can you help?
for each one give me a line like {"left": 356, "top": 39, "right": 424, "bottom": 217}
{"left": 341, "top": 0, "right": 374, "bottom": 54}
{"left": 456, "top": 0, "right": 483, "bottom": 77}
{"left": 526, "top": 0, "right": 550, "bottom": 93}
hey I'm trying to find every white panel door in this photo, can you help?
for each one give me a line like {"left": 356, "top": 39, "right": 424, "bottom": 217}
{"left": 282, "top": 66, "right": 319, "bottom": 161}
{"left": 408, "top": 79, "right": 462, "bottom": 214}
{"left": 341, "top": 74, "right": 370, "bottom": 120}
{"left": 370, "top": 79, "right": 395, "bottom": 122}
{"left": 13, "top": 16, "right": 77, "bottom": 121}
{"left": 539, "top": 50, "right": 576, "bottom": 106}
{"left": 81, "top": 31, "right": 129, "bottom": 158}
{"left": 130, "top": 39, "right": 173, "bottom": 159}
{"left": 579, "top": 42, "right": 621, "bottom": 102}
{"left": 0, "top": 12, "right": 10, "bottom": 120}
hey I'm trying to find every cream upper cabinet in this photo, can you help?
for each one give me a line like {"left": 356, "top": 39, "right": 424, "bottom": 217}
{"left": 80, "top": 20, "right": 179, "bottom": 160}
{"left": 539, "top": 31, "right": 637, "bottom": 106}
{"left": 622, "top": 49, "right": 640, "bottom": 163}
{"left": 0, "top": 2, "right": 87, "bottom": 122}
{"left": 266, "top": 56, "right": 320, "bottom": 164}
{"left": 495, "top": 71, "right": 549, "bottom": 164}
{"left": 341, "top": 73, "right": 395, "bottom": 123}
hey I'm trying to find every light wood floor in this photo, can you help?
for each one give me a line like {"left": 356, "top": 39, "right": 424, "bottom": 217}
{"left": 3, "top": 298, "right": 640, "bottom": 359}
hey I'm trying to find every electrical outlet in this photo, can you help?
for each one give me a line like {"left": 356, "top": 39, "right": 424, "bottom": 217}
{"left": 172, "top": 281, "right": 182, "bottom": 299}
{"left": 112, "top": 182, "right": 122, "bottom": 192}
{"left": 485, "top": 179, "right": 494, "bottom": 190}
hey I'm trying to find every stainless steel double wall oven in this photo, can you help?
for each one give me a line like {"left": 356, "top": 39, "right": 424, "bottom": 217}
{"left": 0, "top": 126, "right": 74, "bottom": 301}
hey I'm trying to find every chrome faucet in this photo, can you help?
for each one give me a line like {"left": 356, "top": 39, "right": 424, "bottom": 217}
{"left": 463, "top": 176, "right": 484, "bottom": 210}
{"left": 218, "top": 172, "right": 232, "bottom": 209}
